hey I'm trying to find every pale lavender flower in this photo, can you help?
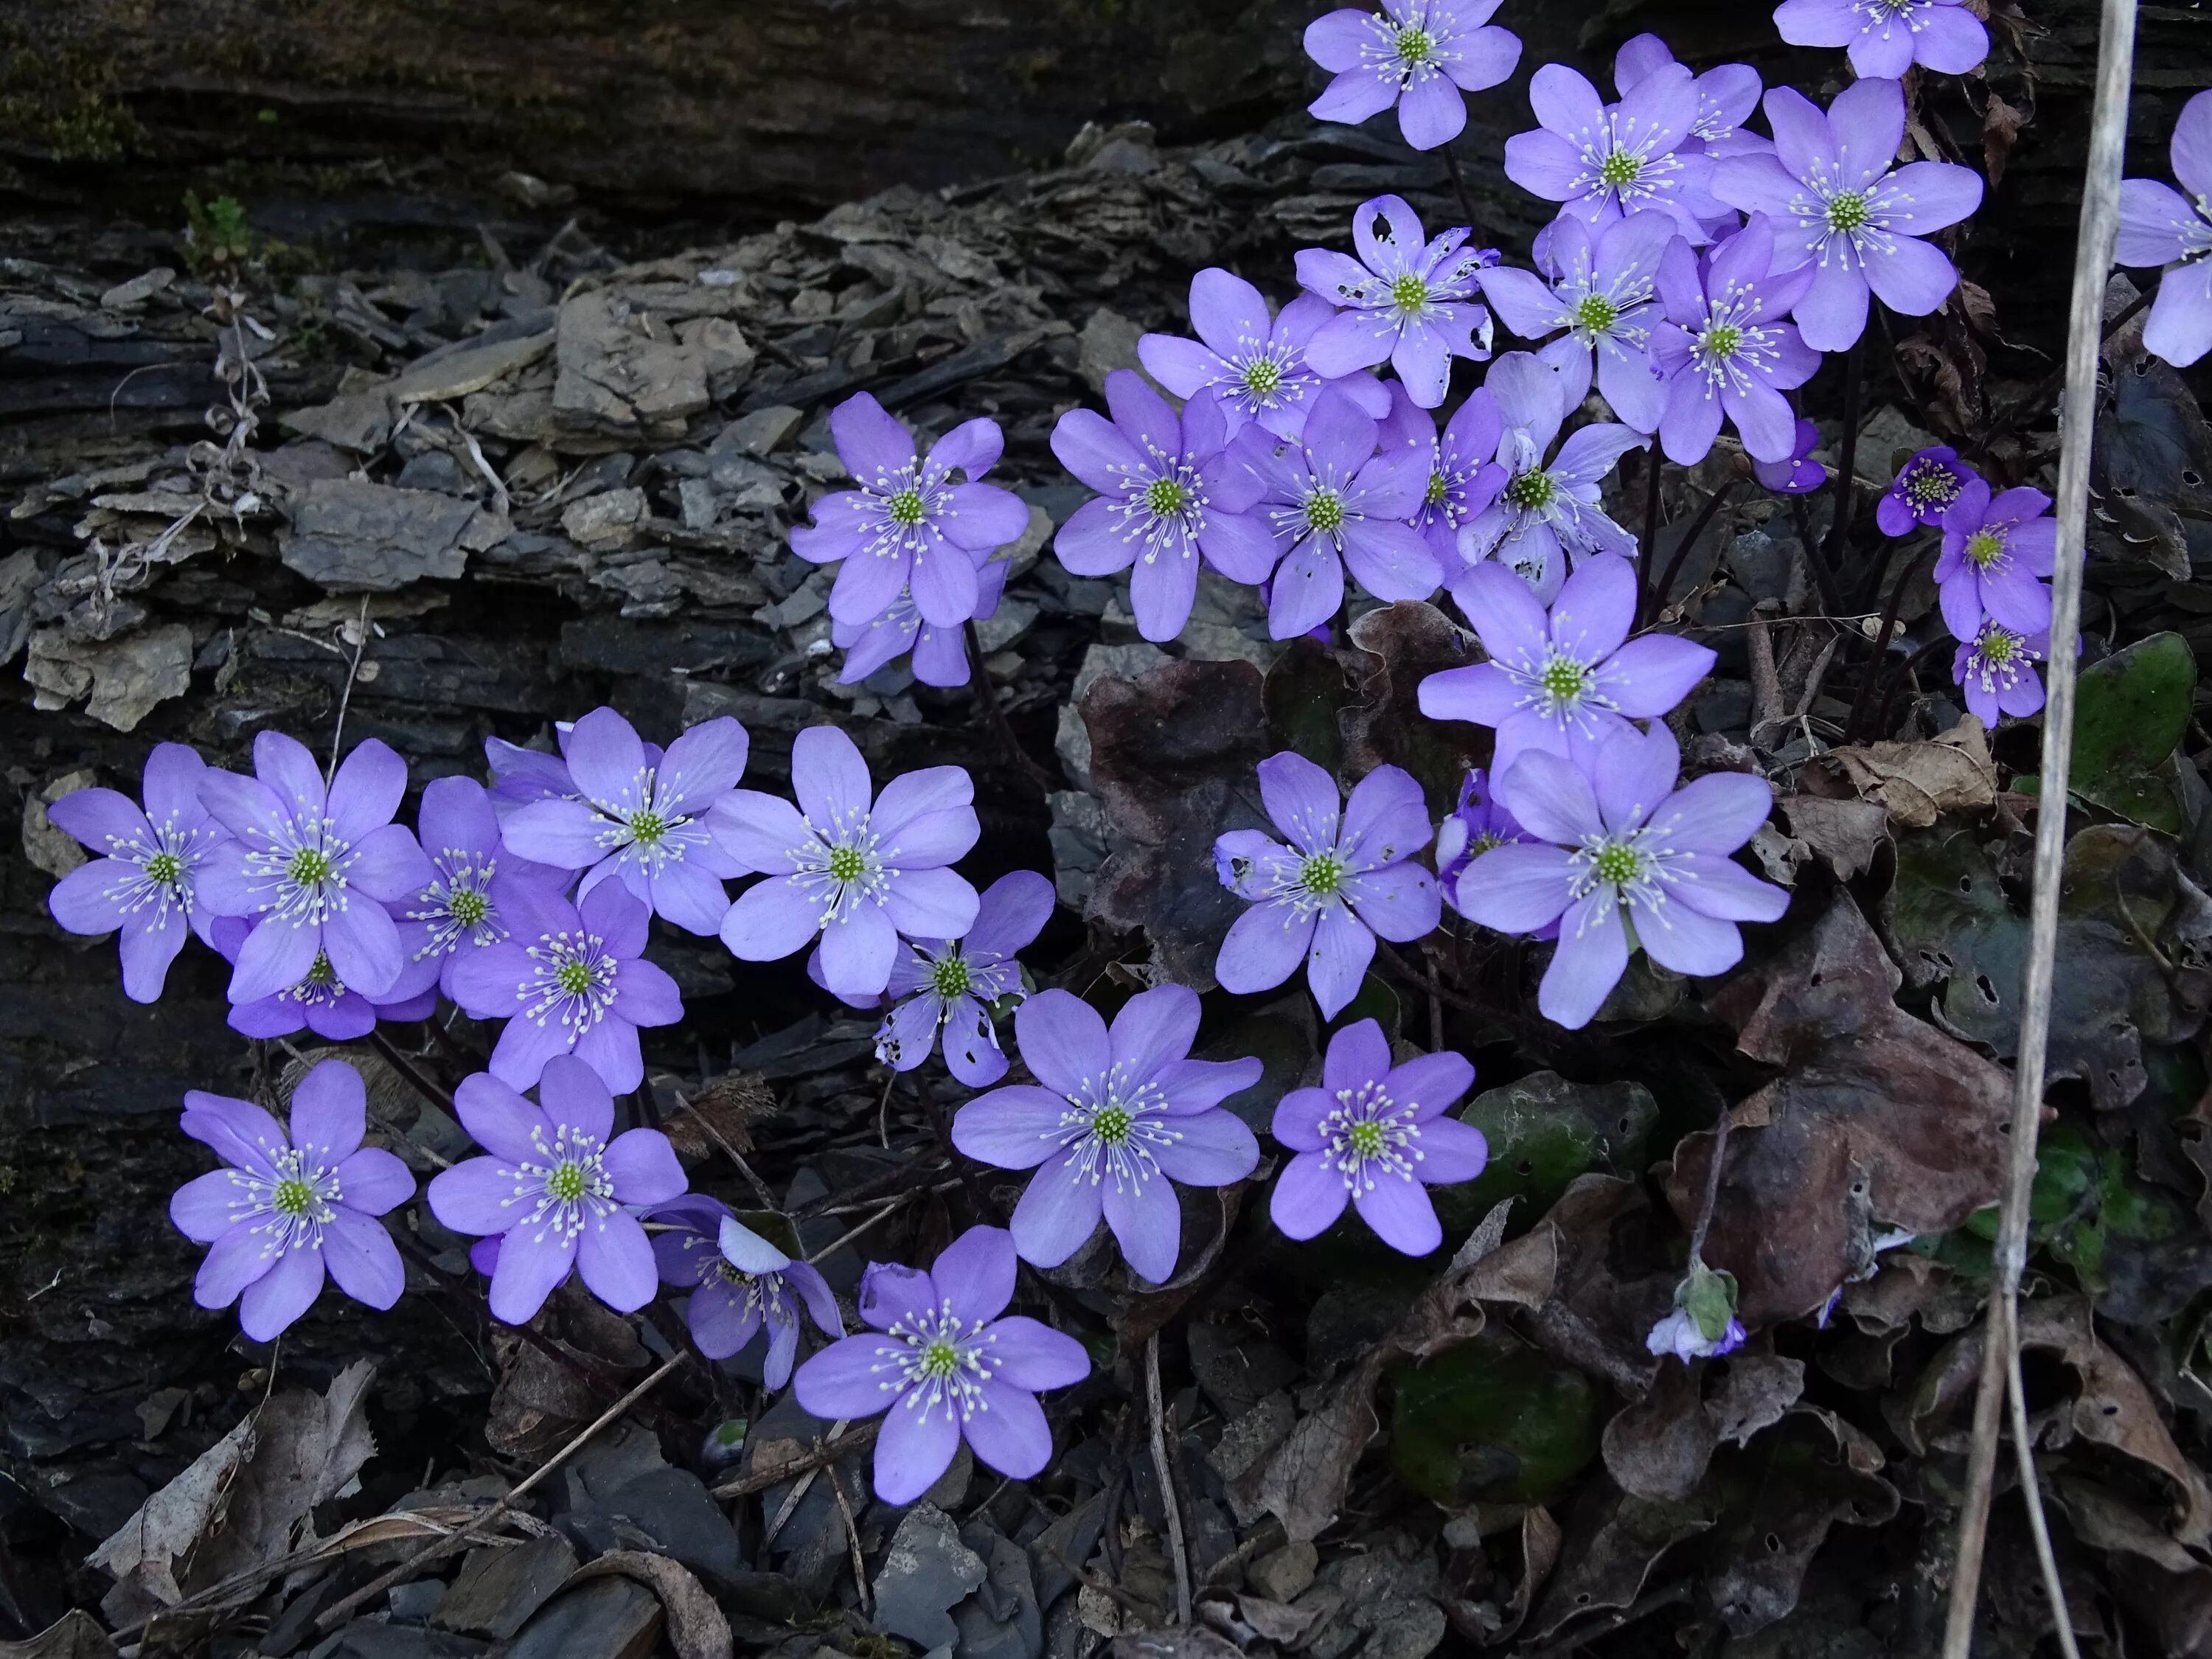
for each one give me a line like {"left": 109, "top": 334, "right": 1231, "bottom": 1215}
{"left": 1377, "top": 382, "right": 1506, "bottom": 566}
{"left": 1877, "top": 445, "right": 1974, "bottom": 534}
{"left": 1232, "top": 385, "right": 1441, "bottom": 636}
{"left": 1650, "top": 215, "right": 1821, "bottom": 466}
{"left": 717, "top": 726, "right": 979, "bottom": 1001}
{"left": 794, "top": 1225, "right": 1089, "bottom": 1504}
{"left": 1457, "top": 352, "right": 1649, "bottom": 599}
{"left": 953, "top": 987, "right": 1262, "bottom": 1282}
{"left": 1753, "top": 417, "right": 1826, "bottom": 494}
{"left": 1648, "top": 1262, "right": 1745, "bottom": 1361}
{"left": 1295, "top": 194, "right": 1495, "bottom": 407}
{"left": 428, "top": 1056, "right": 687, "bottom": 1325}
{"left": 170, "top": 1060, "right": 413, "bottom": 1341}
{"left": 448, "top": 877, "right": 683, "bottom": 1094}
{"left": 790, "top": 392, "right": 1029, "bottom": 628}
{"left": 1419, "top": 552, "right": 1714, "bottom": 779}
{"left": 1612, "top": 34, "right": 1764, "bottom": 156}
{"left": 1934, "top": 478, "right": 2056, "bottom": 639}
{"left": 1270, "top": 1019, "right": 1489, "bottom": 1256}
{"left": 1303, "top": 0, "right": 1523, "bottom": 151}
{"left": 2116, "top": 90, "right": 2212, "bottom": 368}
{"left": 209, "top": 915, "right": 380, "bottom": 1041}
{"left": 1213, "top": 753, "right": 1439, "bottom": 1018}
{"left": 1433, "top": 768, "right": 1527, "bottom": 895}
{"left": 650, "top": 1197, "right": 841, "bottom": 1385}
{"left": 1140, "top": 268, "right": 1386, "bottom": 441}
{"left": 877, "top": 870, "right": 1053, "bottom": 1087}
{"left": 1051, "top": 369, "right": 1275, "bottom": 641}
{"left": 1952, "top": 619, "right": 2051, "bottom": 727}
{"left": 1478, "top": 212, "right": 1677, "bottom": 432}
{"left": 1456, "top": 723, "right": 1787, "bottom": 1029}
{"left": 501, "top": 708, "right": 750, "bottom": 936}
{"left": 197, "top": 734, "right": 434, "bottom": 1006}
{"left": 1773, "top": 0, "right": 1988, "bottom": 80}
{"left": 379, "top": 776, "right": 566, "bottom": 1009}
{"left": 45, "top": 742, "right": 228, "bottom": 1003}
{"left": 834, "top": 561, "right": 1009, "bottom": 689}
{"left": 1712, "top": 78, "right": 1983, "bottom": 352}
{"left": 1503, "top": 63, "right": 1722, "bottom": 243}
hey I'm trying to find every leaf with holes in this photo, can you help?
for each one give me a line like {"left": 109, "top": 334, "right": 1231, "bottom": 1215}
{"left": 2067, "top": 631, "right": 2195, "bottom": 832}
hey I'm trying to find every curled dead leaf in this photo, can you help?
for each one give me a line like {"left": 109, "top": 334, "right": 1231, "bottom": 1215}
{"left": 1802, "top": 715, "right": 1995, "bottom": 830}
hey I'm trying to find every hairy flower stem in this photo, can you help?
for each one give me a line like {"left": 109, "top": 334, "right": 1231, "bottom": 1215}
{"left": 1844, "top": 544, "right": 1936, "bottom": 740}
{"left": 1439, "top": 139, "right": 1481, "bottom": 240}
{"left": 1823, "top": 331, "right": 1865, "bottom": 583}
{"left": 1636, "top": 453, "right": 1666, "bottom": 626}
{"left": 964, "top": 619, "right": 1051, "bottom": 791}
{"left": 1652, "top": 481, "right": 1740, "bottom": 623}
{"left": 1686, "top": 1108, "right": 1735, "bottom": 1270}
{"left": 1979, "top": 287, "right": 2152, "bottom": 456}
{"left": 367, "top": 1026, "right": 459, "bottom": 1119}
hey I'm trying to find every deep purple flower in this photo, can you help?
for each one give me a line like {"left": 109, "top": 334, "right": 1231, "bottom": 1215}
{"left": 1713, "top": 78, "right": 1983, "bottom": 352}
{"left": 1303, "top": 0, "right": 1523, "bottom": 151}
{"left": 1270, "top": 1019, "right": 1489, "bottom": 1255}
{"left": 377, "top": 776, "right": 567, "bottom": 1009}
{"left": 953, "top": 987, "right": 1262, "bottom": 1283}
{"left": 502, "top": 709, "right": 749, "bottom": 936}
{"left": 1232, "top": 386, "right": 1440, "bottom": 636}
{"left": 1051, "top": 369, "right": 1276, "bottom": 641}
{"left": 485, "top": 736, "right": 577, "bottom": 818}
{"left": 877, "top": 870, "right": 1053, "bottom": 1087}
{"left": 1419, "top": 553, "right": 1714, "bottom": 779}
{"left": 1140, "top": 269, "right": 1385, "bottom": 442}
{"left": 1650, "top": 215, "right": 1820, "bottom": 466}
{"left": 428, "top": 1056, "right": 686, "bottom": 1324}
{"left": 1295, "top": 195, "right": 1495, "bottom": 408}
{"left": 1877, "top": 445, "right": 1974, "bottom": 534}
{"left": 1952, "top": 619, "right": 2051, "bottom": 727}
{"left": 2116, "top": 90, "right": 2212, "bottom": 368}
{"left": 1934, "top": 478, "right": 2056, "bottom": 639}
{"left": 170, "top": 1060, "right": 413, "bottom": 1341}
{"left": 790, "top": 392, "right": 1029, "bottom": 629}
{"left": 196, "top": 734, "right": 434, "bottom": 1007}
{"left": 833, "top": 561, "right": 1009, "bottom": 689}
{"left": 1612, "top": 35, "right": 1764, "bottom": 157}
{"left": 1457, "top": 352, "right": 1648, "bottom": 599}
{"left": 1213, "top": 753, "right": 1440, "bottom": 1018}
{"left": 1753, "top": 417, "right": 1826, "bottom": 494}
{"left": 448, "top": 877, "right": 682, "bottom": 1094}
{"left": 1434, "top": 768, "right": 1527, "bottom": 896}
{"left": 45, "top": 742, "right": 227, "bottom": 1003}
{"left": 718, "top": 726, "right": 978, "bottom": 1001}
{"left": 651, "top": 1196, "right": 841, "bottom": 1385}
{"left": 1377, "top": 383, "right": 1507, "bottom": 566}
{"left": 1503, "top": 63, "right": 1721, "bottom": 243}
{"left": 1479, "top": 213, "right": 1677, "bottom": 433}
{"left": 794, "top": 1225, "right": 1089, "bottom": 1504}
{"left": 1456, "top": 723, "right": 1787, "bottom": 1029}
{"left": 1773, "top": 0, "right": 1988, "bottom": 80}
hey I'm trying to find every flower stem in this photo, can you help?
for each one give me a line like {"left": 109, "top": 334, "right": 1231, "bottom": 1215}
{"left": 1649, "top": 480, "right": 1739, "bottom": 622}
{"left": 1823, "top": 331, "right": 1866, "bottom": 581}
{"left": 964, "top": 619, "right": 1051, "bottom": 790}
{"left": 366, "top": 1026, "right": 458, "bottom": 1118}
{"left": 1843, "top": 543, "right": 1935, "bottom": 741}
{"left": 1439, "top": 138, "right": 1481, "bottom": 237}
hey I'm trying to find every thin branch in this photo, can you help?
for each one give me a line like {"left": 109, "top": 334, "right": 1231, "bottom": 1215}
{"left": 1145, "top": 1330, "right": 1193, "bottom": 1627}
{"left": 327, "top": 595, "right": 372, "bottom": 784}
{"left": 1940, "top": 1, "right": 2134, "bottom": 1650}
{"left": 713, "top": 1421, "right": 880, "bottom": 1498}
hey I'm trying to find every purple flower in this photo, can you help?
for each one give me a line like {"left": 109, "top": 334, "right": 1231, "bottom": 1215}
{"left": 45, "top": 742, "right": 228, "bottom": 1003}
{"left": 1952, "top": 619, "right": 2051, "bottom": 726}
{"left": 833, "top": 561, "right": 1009, "bottom": 688}
{"left": 2116, "top": 90, "right": 2212, "bottom": 368}
{"left": 1213, "top": 753, "right": 1440, "bottom": 1018}
{"left": 376, "top": 776, "right": 568, "bottom": 1009}
{"left": 1612, "top": 35, "right": 1764, "bottom": 157}
{"left": 196, "top": 734, "right": 435, "bottom": 1006}
{"left": 1434, "top": 768, "right": 1527, "bottom": 895}
{"left": 1457, "top": 352, "right": 1648, "bottom": 599}
{"left": 1503, "top": 63, "right": 1721, "bottom": 243}
{"left": 790, "top": 392, "right": 1029, "bottom": 628}
{"left": 1753, "top": 417, "right": 1826, "bottom": 494}
{"left": 650, "top": 1197, "right": 841, "bottom": 1385}
{"left": 1712, "top": 78, "right": 1983, "bottom": 352}
{"left": 952, "top": 987, "right": 1262, "bottom": 1283}
{"left": 877, "top": 870, "right": 1054, "bottom": 1087}
{"left": 170, "top": 1060, "right": 413, "bottom": 1341}
{"left": 718, "top": 726, "right": 979, "bottom": 1001}
{"left": 1456, "top": 723, "right": 1787, "bottom": 1029}
{"left": 1877, "top": 445, "right": 1974, "bottom": 534}
{"left": 794, "top": 1225, "right": 1089, "bottom": 1504}
{"left": 1303, "top": 0, "right": 1523, "bottom": 151}
{"left": 1232, "top": 386, "right": 1441, "bottom": 637}
{"left": 1377, "top": 383, "right": 1506, "bottom": 566}
{"left": 1051, "top": 369, "right": 1276, "bottom": 641}
{"left": 1479, "top": 213, "right": 1677, "bottom": 433}
{"left": 502, "top": 709, "right": 750, "bottom": 936}
{"left": 485, "top": 736, "right": 577, "bottom": 818}
{"left": 1419, "top": 553, "right": 1714, "bottom": 779}
{"left": 1140, "top": 269, "right": 1381, "bottom": 442}
{"left": 1650, "top": 215, "right": 1821, "bottom": 466}
{"left": 448, "top": 877, "right": 683, "bottom": 1094}
{"left": 1269, "top": 1019, "right": 1489, "bottom": 1255}
{"left": 1773, "top": 0, "right": 1988, "bottom": 80}
{"left": 428, "top": 1057, "right": 686, "bottom": 1324}
{"left": 1933, "top": 477, "right": 2056, "bottom": 639}
{"left": 209, "top": 914, "right": 386, "bottom": 1041}
{"left": 1295, "top": 195, "right": 1495, "bottom": 408}
{"left": 1648, "top": 1307, "right": 1746, "bottom": 1361}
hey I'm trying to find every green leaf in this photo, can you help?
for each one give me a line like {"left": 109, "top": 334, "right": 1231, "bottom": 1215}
{"left": 1683, "top": 1265, "right": 1739, "bottom": 1343}
{"left": 1262, "top": 636, "right": 1347, "bottom": 774}
{"left": 1433, "top": 1071, "right": 1657, "bottom": 1234}
{"left": 2069, "top": 630, "right": 2196, "bottom": 831}
{"left": 1386, "top": 1332, "right": 1599, "bottom": 1507}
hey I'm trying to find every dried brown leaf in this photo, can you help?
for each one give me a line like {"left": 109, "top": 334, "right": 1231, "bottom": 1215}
{"left": 1804, "top": 715, "right": 1995, "bottom": 830}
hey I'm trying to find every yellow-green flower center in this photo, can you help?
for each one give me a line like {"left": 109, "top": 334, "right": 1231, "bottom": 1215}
{"left": 1573, "top": 293, "right": 1619, "bottom": 333}
{"left": 1505, "top": 470, "right": 1555, "bottom": 510}
{"left": 146, "top": 850, "right": 182, "bottom": 885}
{"left": 450, "top": 888, "right": 489, "bottom": 927}
{"left": 1304, "top": 487, "right": 1346, "bottom": 534}
{"left": 1469, "top": 832, "right": 1506, "bottom": 858}
{"left": 1599, "top": 151, "right": 1643, "bottom": 189}
{"left": 1347, "top": 1119, "right": 1386, "bottom": 1159}
{"left": 1394, "top": 24, "right": 1434, "bottom": 66}
{"left": 1242, "top": 358, "right": 1283, "bottom": 396}
{"left": 1389, "top": 272, "right": 1429, "bottom": 314}
{"left": 1093, "top": 1103, "right": 1133, "bottom": 1145}
{"left": 272, "top": 1176, "right": 314, "bottom": 1215}
{"left": 1299, "top": 852, "right": 1346, "bottom": 897}
{"left": 287, "top": 846, "right": 333, "bottom": 886}
{"left": 1903, "top": 462, "right": 1962, "bottom": 509}
{"left": 1592, "top": 843, "right": 1642, "bottom": 886}
{"left": 1826, "top": 191, "right": 1871, "bottom": 234}
{"left": 555, "top": 959, "right": 594, "bottom": 995}
{"left": 1540, "top": 655, "right": 1590, "bottom": 704}
{"left": 1700, "top": 322, "right": 1742, "bottom": 359}
{"left": 1144, "top": 477, "right": 1189, "bottom": 517}
{"left": 627, "top": 807, "right": 667, "bottom": 846}
{"left": 918, "top": 1338, "right": 961, "bottom": 1378}
{"left": 827, "top": 844, "right": 866, "bottom": 883}
{"left": 1978, "top": 629, "right": 2022, "bottom": 665}
{"left": 1964, "top": 529, "right": 2006, "bottom": 568}
{"left": 886, "top": 487, "right": 927, "bottom": 527}
{"left": 304, "top": 952, "right": 338, "bottom": 988}
{"left": 931, "top": 955, "right": 973, "bottom": 998}
{"left": 1424, "top": 470, "right": 1450, "bottom": 507}
{"left": 546, "top": 1160, "right": 588, "bottom": 1203}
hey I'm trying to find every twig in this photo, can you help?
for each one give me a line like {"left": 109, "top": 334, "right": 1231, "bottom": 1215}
{"left": 1939, "top": 1, "right": 2134, "bottom": 1650}
{"left": 1144, "top": 1331, "right": 1192, "bottom": 1626}
{"left": 326, "top": 595, "right": 372, "bottom": 784}
{"left": 2009, "top": 1342, "right": 2081, "bottom": 1659}
{"left": 827, "top": 1461, "right": 874, "bottom": 1617}
{"left": 316, "top": 1353, "right": 687, "bottom": 1633}
{"left": 806, "top": 1194, "right": 908, "bottom": 1265}
{"left": 712, "top": 1421, "right": 881, "bottom": 1498}
{"left": 964, "top": 619, "right": 1051, "bottom": 790}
